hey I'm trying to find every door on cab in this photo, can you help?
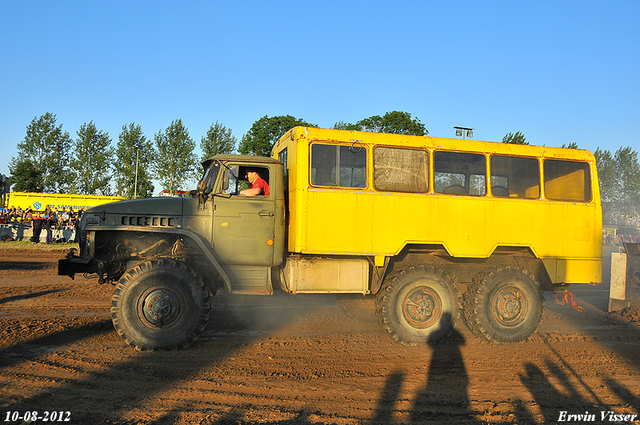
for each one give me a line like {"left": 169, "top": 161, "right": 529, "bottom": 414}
{"left": 212, "top": 163, "right": 278, "bottom": 267}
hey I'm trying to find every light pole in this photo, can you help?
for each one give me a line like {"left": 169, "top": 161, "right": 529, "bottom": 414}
{"left": 134, "top": 148, "right": 139, "bottom": 199}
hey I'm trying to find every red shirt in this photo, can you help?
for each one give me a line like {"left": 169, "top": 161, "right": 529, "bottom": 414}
{"left": 252, "top": 176, "right": 269, "bottom": 197}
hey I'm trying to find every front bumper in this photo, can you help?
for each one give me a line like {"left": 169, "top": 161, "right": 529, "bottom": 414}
{"left": 58, "top": 255, "right": 95, "bottom": 278}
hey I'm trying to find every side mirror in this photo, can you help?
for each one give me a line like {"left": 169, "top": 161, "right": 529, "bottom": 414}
{"left": 222, "top": 170, "right": 230, "bottom": 191}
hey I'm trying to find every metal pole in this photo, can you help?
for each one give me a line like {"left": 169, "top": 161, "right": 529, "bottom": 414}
{"left": 134, "top": 149, "right": 139, "bottom": 199}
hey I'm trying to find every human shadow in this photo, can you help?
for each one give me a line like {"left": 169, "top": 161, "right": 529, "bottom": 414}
{"left": 149, "top": 405, "right": 320, "bottom": 425}
{"left": 410, "top": 326, "right": 481, "bottom": 424}
{"left": 370, "top": 370, "right": 405, "bottom": 424}
{"left": 369, "top": 318, "right": 482, "bottom": 425}
{"left": 0, "top": 288, "right": 65, "bottom": 305}
{"left": 1, "top": 292, "right": 334, "bottom": 424}
{"left": 603, "top": 376, "right": 640, "bottom": 415}
{"left": 518, "top": 358, "right": 640, "bottom": 424}
{"left": 0, "top": 261, "right": 53, "bottom": 271}
{"left": 0, "top": 319, "right": 112, "bottom": 369}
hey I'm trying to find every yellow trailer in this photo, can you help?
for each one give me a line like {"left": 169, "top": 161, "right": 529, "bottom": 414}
{"left": 6, "top": 191, "right": 125, "bottom": 212}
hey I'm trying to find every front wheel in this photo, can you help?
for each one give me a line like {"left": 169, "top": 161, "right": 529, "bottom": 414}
{"left": 376, "top": 265, "right": 459, "bottom": 345}
{"left": 111, "top": 259, "right": 211, "bottom": 350}
{"left": 463, "top": 265, "right": 543, "bottom": 343}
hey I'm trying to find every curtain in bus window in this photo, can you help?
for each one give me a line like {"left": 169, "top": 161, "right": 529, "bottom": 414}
{"left": 434, "top": 151, "right": 486, "bottom": 195}
{"left": 543, "top": 160, "right": 591, "bottom": 202}
{"left": 373, "top": 147, "right": 429, "bottom": 193}
{"left": 311, "top": 144, "right": 367, "bottom": 188}
{"left": 490, "top": 155, "right": 540, "bottom": 198}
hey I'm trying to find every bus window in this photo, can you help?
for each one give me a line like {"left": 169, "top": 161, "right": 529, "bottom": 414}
{"left": 434, "top": 151, "right": 486, "bottom": 196}
{"left": 544, "top": 160, "right": 591, "bottom": 202}
{"left": 279, "top": 148, "right": 288, "bottom": 179}
{"left": 373, "top": 147, "right": 429, "bottom": 193}
{"left": 490, "top": 156, "right": 540, "bottom": 198}
{"left": 469, "top": 174, "right": 486, "bottom": 196}
{"left": 311, "top": 144, "right": 367, "bottom": 188}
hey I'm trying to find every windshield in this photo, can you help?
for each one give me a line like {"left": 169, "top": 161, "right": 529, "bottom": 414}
{"left": 200, "top": 161, "right": 221, "bottom": 194}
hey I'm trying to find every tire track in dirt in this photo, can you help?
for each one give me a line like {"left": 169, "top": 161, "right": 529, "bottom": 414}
{"left": 1, "top": 250, "right": 639, "bottom": 424}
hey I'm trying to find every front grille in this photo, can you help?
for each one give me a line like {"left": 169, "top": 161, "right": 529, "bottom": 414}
{"left": 121, "top": 216, "right": 176, "bottom": 227}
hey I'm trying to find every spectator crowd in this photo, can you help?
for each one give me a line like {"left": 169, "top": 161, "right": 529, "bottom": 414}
{"left": 0, "top": 205, "right": 84, "bottom": 244}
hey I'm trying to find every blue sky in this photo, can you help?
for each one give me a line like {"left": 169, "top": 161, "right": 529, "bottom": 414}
{"left": 1, "top": 1, "right": 639, "bottom": 185}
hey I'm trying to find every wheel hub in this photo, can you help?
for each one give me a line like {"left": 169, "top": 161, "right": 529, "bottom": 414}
{"left": 140, "top": 288, "right": 180, "bottom": 328}
{"left": 493, "top": 286, "right": 527, "bottom": 327}
{"left": 403, "top": 286, "right": 442, "bottom": 329}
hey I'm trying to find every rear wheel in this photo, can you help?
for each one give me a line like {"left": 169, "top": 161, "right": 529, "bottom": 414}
{"left": 111, "top": 259, "right": 211, "bottom": 350}
{"left": 463, "top": 265, "right": 543, "bottom": 343}
{"left": 376, "top": 265, "right": 458, "bottom": 345}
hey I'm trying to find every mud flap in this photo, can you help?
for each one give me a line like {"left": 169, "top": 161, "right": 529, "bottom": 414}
{"left": 609, "top": 243, "right": 640, "bottom": 311}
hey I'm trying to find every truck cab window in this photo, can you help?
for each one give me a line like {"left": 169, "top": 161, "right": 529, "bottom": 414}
{"left": 222, "top": 167, "right": 241, "bottom": 194}
{"left": 222, "top": 166, "right": 270, "bottom": 197}
{"left": 200, "top": 161, "right": 221, "bottom": 194}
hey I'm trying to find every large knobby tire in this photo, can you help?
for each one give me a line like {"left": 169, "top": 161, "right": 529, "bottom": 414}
{"left": 463, "top": 265, "right": 544, "bottom": 343}
{"left": 376, "top": 265, "right": 459, "bottom": 346}
{"left": 336, "top": 294, "right": 377, "bottom": 323}
{"left": 111, "top": 259, "right": 211, "bottom": 350}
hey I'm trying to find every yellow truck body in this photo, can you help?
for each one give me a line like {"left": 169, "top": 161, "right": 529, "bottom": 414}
{"left": 272, "top": 127, "right": 602, "bottom": 286}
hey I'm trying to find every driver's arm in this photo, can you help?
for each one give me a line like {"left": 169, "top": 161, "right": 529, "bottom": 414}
{"left": 240, "top": 187, "right": 262, "bottom": 197}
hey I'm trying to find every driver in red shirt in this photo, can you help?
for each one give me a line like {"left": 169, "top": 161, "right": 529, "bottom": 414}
{"left": 240, "top": 169, "right": 269, "bottom": 197}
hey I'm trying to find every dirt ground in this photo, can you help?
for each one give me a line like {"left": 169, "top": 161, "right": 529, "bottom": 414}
{"left": 1, "top": 248, "right": 639, "bottom": 425}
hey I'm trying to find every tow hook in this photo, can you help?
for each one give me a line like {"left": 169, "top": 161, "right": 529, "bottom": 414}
{"left": 554, "top": 291, "right": 585, "bottom": 312}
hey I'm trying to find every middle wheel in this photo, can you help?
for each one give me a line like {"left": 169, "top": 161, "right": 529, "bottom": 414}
{"left": 376, "top": 265, "right": 458, "bottom": 345}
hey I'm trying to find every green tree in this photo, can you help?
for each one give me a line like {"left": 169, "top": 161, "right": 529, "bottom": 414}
{"left": 239, "top": 115, "right": 317, "bottom": 157}
{"left": 333, "top": 121, "right": 362, "bottom": 131}
{"left": 200, "top": 121, "right": 236, "bottom": 161}
{"left": 333, "top": 111, "right": 427, "bottom": 135}
{"left": 7, "top": 158, "right": 44, "bottom": 192}
{"left": 502, "top": 131, "right": 529, "bottom": 145}
{"left": 595, "top": 146, "right": 640, "bottom": 225}
{"left": 613, "top": 147, "right": 640, "bottom": 223}
{"left": 70, "top": 121, "right": 114, "bottom": 195}
{"left": 594, "top": 147, "right": 616, "bottom": 208}
{"left": 114, "top": 123, "right": 155, "bottom": 199}
{"left": 561, "top": 142, "right": 579, "bottom": 149}
{"left": 357, "top": 111, "right": 427, "bottom": 136}
{"left": 11, "top": 112, "right": 73, "bottom": 193}
{"left": 154, "top": 119, "right": 198, "bottom": 195}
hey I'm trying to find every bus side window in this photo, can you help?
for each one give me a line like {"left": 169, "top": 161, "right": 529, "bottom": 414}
{"left": 434, "top": 151, "right": 486, "bottom": 196}
{"left": 373, "top": 147, "right": 429, "bottom": 193}
{"left": 544, "top": 160, "right": 591, "bottom": 202}
{"left": 311, "top": 144, "right": 367, "bottom": 188}
{"left": 491, "top": 155, "right": 540, "bottom": 198}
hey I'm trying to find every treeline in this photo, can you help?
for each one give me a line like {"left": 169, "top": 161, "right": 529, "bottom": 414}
{"left": 8, "top": 111, "right": 426, "bottom": 199}
{"left": 500, "top": 131, "right": 640, "bottom": 225}
{"left": 7, "top": 112, "right": 640, "bottom": 225}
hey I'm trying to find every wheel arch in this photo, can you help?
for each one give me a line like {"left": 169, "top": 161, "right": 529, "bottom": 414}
{"left": 382, "top": 244, "right": 552, "bottom": 292}
{"left": 90, "top": 226, "right": 231, "bottom": 293}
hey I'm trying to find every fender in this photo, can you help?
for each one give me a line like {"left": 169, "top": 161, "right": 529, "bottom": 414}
{"left": 63, "top": 225, "right": 232, "bottom": 293}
